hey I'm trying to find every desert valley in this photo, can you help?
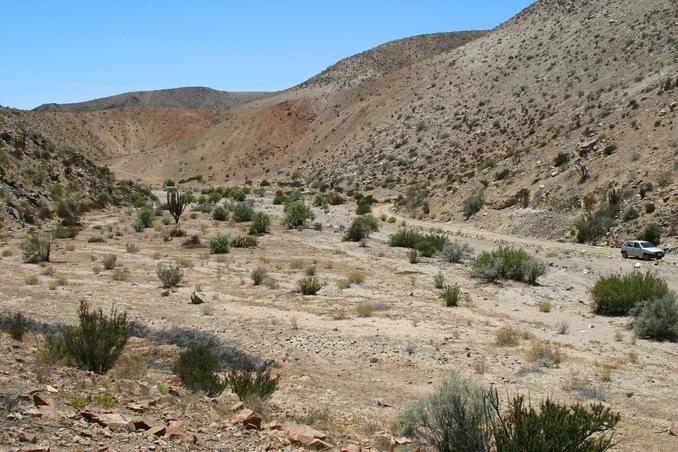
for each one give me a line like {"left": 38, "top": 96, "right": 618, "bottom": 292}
{"left": 0, "top": 0, "right": 677, "bottom": 451}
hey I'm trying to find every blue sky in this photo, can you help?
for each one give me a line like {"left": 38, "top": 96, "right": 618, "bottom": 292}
{"left": 0, "top": 1, "right": 533, "bottom": 109}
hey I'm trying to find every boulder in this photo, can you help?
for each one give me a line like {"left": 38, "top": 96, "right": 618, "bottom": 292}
{"left": 191, "top": 291, "right": 207, "bottom": 304}
{"left": 232, "top": 408, "right": 261, "bottom": 430}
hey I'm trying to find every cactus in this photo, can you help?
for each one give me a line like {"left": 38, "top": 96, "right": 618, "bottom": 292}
{"left": 167, "top": 189, "right": 187, "bottom": 224}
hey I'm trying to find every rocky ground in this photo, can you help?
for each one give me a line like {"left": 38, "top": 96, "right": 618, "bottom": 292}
{"left": 0, "top": 196, "right": 677, "bottom": 451}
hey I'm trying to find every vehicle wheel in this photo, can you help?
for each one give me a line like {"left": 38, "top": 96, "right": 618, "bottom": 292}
{"left": 642, "top": 253, "right": 650, "bottom": 261}
{"left": 621, "top": 251, "right": 628, "bottom": 259}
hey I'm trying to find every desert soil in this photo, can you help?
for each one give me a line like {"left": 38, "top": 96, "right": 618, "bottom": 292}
{"left": 1, "top": 197, "right": 676, "bottom": 451}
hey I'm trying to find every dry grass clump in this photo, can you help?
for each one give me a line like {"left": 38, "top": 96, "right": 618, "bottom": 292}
{"left": 347, "top": 270, "right": 365, "bottom": 285}
{"left": 356, "top": 303, "right": 374, "bottom": 318}
{"left": 24, "top": 275, "right": 40, "bottom": 285}
{"left": 495, "top": 326, "right": 521, "bottom": 346}
{"left": 125, "top": 243, "right": 140, "bottom": 253}
{"left": 112, "top": 267, "right": 130, "bottom": 281}
{"left": 337, "top": 279, "right": 351, "bottom": 290}
{"left": 538, "top": 300, "right": 552, "bottom": 312}
{"left": 176, "top": 256, "right": 194, "bottom": 268}
{"left": 526, "top": 341, "right": 562, "bottom": 367}
{"left": 102, "top": 254, "right": 117, "bottom": 270}
{"left": 290, "top": 259, "right": 304, "bottom": 270}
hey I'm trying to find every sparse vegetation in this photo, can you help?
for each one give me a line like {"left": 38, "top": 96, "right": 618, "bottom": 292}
{"left": 439, "top": 241, "right": 472, "bottom": 263}
{"left": 390, "top": 228, "right": 448, "bottom": 257}
{"left": 231, "top": 235, "right": 258, "bottom": 248}
{"left": 250, "top": 267, "right": 267, "bottom": 286}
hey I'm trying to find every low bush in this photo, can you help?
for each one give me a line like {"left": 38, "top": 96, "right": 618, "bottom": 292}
{"left": 574, "top": 203, "right": 618, "bottom": 243}
{"left": 394, "top": 371, "right": 493, "bottom": 452}
{"left": 636, "top": 223, "right": 661, "bottom": 245}
{"left": 390, "top": 228, "right": 448, "bottom": 257}
{"left": 439, "top": 241, "right": 473, "bottom": 263}
{"left": 471, "top": 247, "right": 546, "bottom": 285}
{"left": 174, "top": 344, "right": 226, "bottom": 397}
{"left": 633, "top": 291, "right": 678, "bottom": 341}
{"left": 54, "top": 224, "right": 80, "bottom": 239}
{"left": 46, "top": 301, "right": 130, "bottom": 374}
{"left": 22, "top": 233, "right": 52, "bottom": 263}
{"left": 231, "top": 235, "right": 258, "bottom": 248}
{"left": 441, "top": 285, "right": 461, "bottom": 307}
{"left": 182, "top": 234, "right": 201, "bottom": 248}
{"left": 297, "top": 276, "right": 322, "bottom": 295}
{"left": 212, "top": 206, "right": 228, "bottom": 221}
{"left": 232, "top": 203, "right": 254, "bottom": 223}
{"left": 224, "top": 362, "right": 279, "bottom": 404}
{"left": 591, "top": 272, "right": 668, "bottom": 315}
{"left": 208, "top": 234, "right": 230, "bottom": 254}
{"left": 488, "top": 395, "right": 620, "bottom": 452}
{"left": 463, "top": 192, "right": 484, "bottom": 219}
{"left": 408, "top": 249, "right": 419, "bottom": 264}
{"left": 495, "top": 326, "right": 521, "bottom": 346}
{"left": 282, "top": 201, "right": 314, "bottom": 229}
{"left": 249, "top": 212, "right": 271, "bottom": 235}
{"left": 136, "top": 207, "right": 154, "bottom": 229}
{"left": 553, "top": 152, "right": 570, "bottom": 167}
{"left": 250, "top": 267, "right": 267, "bottom": 286}
{"left": 156, "top": 261, "right": 184, "bottom": 288}
{"left": 102, "top": 254, "right": 117, "bottom": 270}
{"left": 344, "top": 215, "right": 380, "bottom": 242}
{"left": 526, "top": 341, "right": 562, "bottom": 367}
{"left": 5, "top": 312, "right": 26, "bottom": 341}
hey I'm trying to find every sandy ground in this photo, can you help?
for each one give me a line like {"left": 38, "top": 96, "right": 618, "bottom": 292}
{"left": 0, "top": 197, "right": 676, "bottom": 451}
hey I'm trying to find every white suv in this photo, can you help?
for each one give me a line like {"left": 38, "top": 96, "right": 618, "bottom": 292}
{"left": 620, "top": 240, "right": 665, "bottom": 260}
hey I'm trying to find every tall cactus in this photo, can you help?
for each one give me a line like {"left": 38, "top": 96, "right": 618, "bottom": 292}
{"left": 167, "top": 189, "right": 187, "bottom": 224}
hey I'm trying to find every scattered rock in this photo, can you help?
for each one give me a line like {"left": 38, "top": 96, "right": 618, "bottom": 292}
{"left": 191, "top": 290, "right": 208, "bottom": 304}
{"left": 232, "top": 408, "right": 261, "bottom": 430}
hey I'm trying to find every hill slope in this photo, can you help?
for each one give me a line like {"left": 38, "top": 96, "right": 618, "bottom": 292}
{"left": 33, "top": 87, "right": 271, "bottom": 112}
{"left": 298, "top": 31, "right": 486, "bottom": 90}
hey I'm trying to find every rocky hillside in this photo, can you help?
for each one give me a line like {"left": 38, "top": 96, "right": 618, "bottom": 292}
{"left": 298, "top": 31, "right": 486, "bottom": 90}
{"left": 33, "top": 86, "right": 271, "bottom": 112}
{"left": 0, "top": 108, "right": 152, "bottom": 226}
{"left": 10, "top": 0, "right": 678, "bottom": 241}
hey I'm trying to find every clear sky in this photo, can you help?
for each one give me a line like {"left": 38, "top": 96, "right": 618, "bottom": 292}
{"left": 0, "top": 0, "right": 533, "bottom": 110}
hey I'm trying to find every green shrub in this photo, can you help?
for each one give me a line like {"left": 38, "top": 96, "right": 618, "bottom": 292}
{"left": 136, "top": 207, "right": 154, "bottom": 229}
{"left": 591, "top": 272, "right": 668, "bottom": 315}
{"left": 54, "top": 224, "right": 80, "bottom": 239}
{"left": 249, "top": 212, "right": 271, "bottom": 235}
{"left": 212, "top": 206, "right": 228, "bottom": 221}
{"left": 623, "top": 207, "right": 639, "bottom": 221}
{"left": 251, "top": 267, "right": 267, "bottom": 286}
{"left": 394, "top": 371, "right": 493, "bottom": 452}
{"left": 298, "top": 276, "right": 322, "bottom": 295}
{"left": 441, "top": 285, "right": 461, "bottom": 307}
{"left": 463, "top": 192, "right": 484, "bottom": 219}
{"left": 272, "top": 191, "right": 287, "bottom": 205}
{"left": 439, "top": 241, "right": 473, "bottom": 263}
{"left": 637, "top": 223, "right": 661, "bottom": 245}
{"left": 156, "top": 261, "right": 184, "bottom": 288}
{"left": 208, "top": 234, "right": 230, "bottom": 254}
{"left": 232, "top": 203, "right": 254, "bottom": 222}
{"left": 408, "top": 249, "right": 419, "bottom": 264}
{"left": 390, "top": 228, "right": 448, "bottom": 257}
{"left": 633, "top": 292, "right": 678, "bottom": 341}
{"left": 574, "top": 204, "right": 618, "bottom": 243}
{"left": 22, "top": 233, "right": 52, "bottom": 263}
{"left": 54, "top": 301, "right": 130, "bottom": 374}
{"left": 282, "top": 201, "right": 315, "bottom": 229}
{"left": 488, "top": 395, "right": 620, "bottom": 452}
{"left": 471, "top": 247, "right": 546, "bottom": 285}
{"left": 88, "top": 236, "right": 105, "bottom": 243}
{"left": 231, "top": 236, "right": 258, "bottom": 248}
{"left": 434, "top": 272, "right": 445, "bottom": 289}
{"left": 174, "top": 344, "right": 226, "bottom": 397}
{"left": 6, "top": 313, "right": 26, "bottom": 341}
{"left": 356, "top": 200, "right": 372, "bottom": 215}
{"left": 344, "top": 215, "right": 380, "bottom": 242}
{"left": 553, "top": 152, "right": 570, "bottom": 167}
{"left": 224, "top": 363, "right": 279, "bottom": 403}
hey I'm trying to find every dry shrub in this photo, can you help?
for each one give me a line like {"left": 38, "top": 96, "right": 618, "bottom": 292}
{"left": 347, "top": 271, "right": 365, "bottom": 285}
{"left": 526, "top": 341, "right": 562, "bottom": 367}
{"left": 495, "top": 326, "right": 521, "bottom": 346}
{"left": 356, "top": 303, "right": 374, "bottom": 318}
